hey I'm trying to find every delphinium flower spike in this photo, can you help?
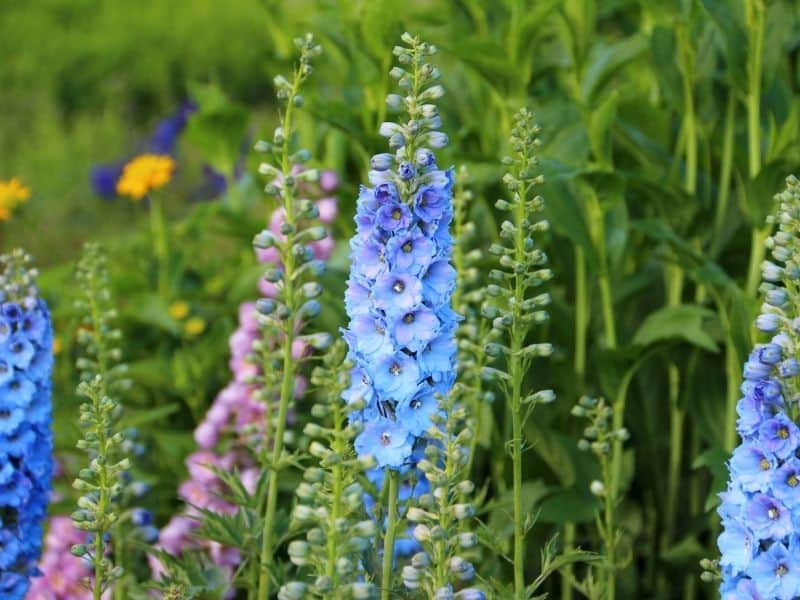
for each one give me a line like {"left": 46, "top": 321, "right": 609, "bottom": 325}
{"left": 401, "top": 392, "right": 484, "bottom": 599}
{"left": 341, "top": 32, "right": 457, "bottom": 600}
{"left": 716, "top": 176, "right": 800, "bottom": 599}
{"left": 251, "top": 33, "right": 326, "bottom": 600}
{"left": 571, "top": 396, "right": 629, "bottom": 598}
{"left": 70, "top": 243, "right": 132, "bottom": 600}
{"left": 450, "top": 166, "right": 495, "bottom": 476}
{"left": 278, "top": 341, "right": 378, "bottom": 600}
{"left": 481, "top": 108, "right": 554, "bottom": 600}
{"left": 0, "top": 249, "right": 53, "bottom": 599}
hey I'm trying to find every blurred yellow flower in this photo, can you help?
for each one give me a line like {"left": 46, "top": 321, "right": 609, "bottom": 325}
{"left": 0, "top": 178, "right": 31, "bottom": 221}
{"left": 184, "top": 317, "right": 206, "bottom": 337}
{"left": 52, "top": 336, "right": 63, "bottom": 355}
{"left": 116, "top": 154, "right": 176, "bottom": 201}
{"left": 168, "top": 300, "right": 190, "bottom": 320}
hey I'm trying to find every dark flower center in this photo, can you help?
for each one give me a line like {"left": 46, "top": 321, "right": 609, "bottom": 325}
{"left": 392, "top": 280, "right": 405, "bottom": 293}
{"left": 11, "top": 343, "right": 22, "bottom": 354}
{"left": 0, "top": 410, "right": 9, "bottom": 419}
{"left": 410, "top": 399, "right": 421, "bottom": 410}
{"left": 779, "top": 426, "right": 790, "bottom": 439}
{"left": 391, "top": 208, "right": 402, "bottom": 220}
{"left": 768, "top": 507, "right": 779, "bottom": 520}
{"left": 389, "top": 362, "right": 401, "bottom": 376}
{"left": 403, "top": 313, "right": 415, "bottom": 324}
{"left": 402, "top": 241, "right": 413, "bottom": 253}
{"left": 777, "top": 564, "right": 789, "bottom": 577}
{"left": 789, "top": 474, "right": 799, "bottom": 488}
{"left": 760, "top": 458, "right": 771, "bottom": 470}
{"left": 380, "top": 432, "right": 392, "bottom": 446}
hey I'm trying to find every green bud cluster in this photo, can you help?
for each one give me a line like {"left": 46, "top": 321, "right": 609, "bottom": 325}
{"left": 278, "top": 341, "right": 377, "bottom": 600}
{"left": 71, "top": 243, "right": 132, "bottom": 594}
{"left": 401, "top": 393, "right": 483, "bottom": 597}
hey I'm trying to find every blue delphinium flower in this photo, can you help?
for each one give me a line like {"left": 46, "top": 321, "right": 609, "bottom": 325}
{"left": 718, "top": 176, "right": 800, "bottom": 598}
{"left": 0, "top": 249, "right": 53, "bottom": 600}
{"left": 343, "top": 34, "right": 457, "bottom": 472}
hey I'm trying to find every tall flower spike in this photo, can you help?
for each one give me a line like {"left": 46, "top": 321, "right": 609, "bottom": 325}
{"left": 402, "top": 393, "right": 484, "bottom": 599}
{"left": 342, "top": 32, "right": 457, "bottom": 600}
{"left": 344, "top": 32, "right": 457, "bottom": 471}
{"left": 252, "top": 33, "right": 327, "bottom": 600}
{"left": 279, "top": 341, "right": 378, "bottom": 600}
{"left": 70, "top": 243, "right": 132, "bottom": 598}
{"left": 717, "top": 176, "right": 800, "bottom": 599}
{"left": 0, "top": 249, "right": 53, "bottom": 599}
{"left": 481, "top": 108, "right": 554, "bottom": 600}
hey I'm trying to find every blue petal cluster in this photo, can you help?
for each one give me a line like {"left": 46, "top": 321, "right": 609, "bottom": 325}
{"left": 719, "top": 176, "right": 800, "bottom": 599}
{"left": 342, "top": 53, "right": 457, "bottom": 470}
{"left": 0, "top": 253, "right": 54, "bottom": 599}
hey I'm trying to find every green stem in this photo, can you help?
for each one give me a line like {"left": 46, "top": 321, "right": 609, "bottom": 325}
{"left": 256, "top": 64, "right": 303, "bottom": 600}
{"left": 149, "top": 195, "right": 169, "bottom": 300}
{"left": 602, "top": 455, "right": 615, "bottom": 600}
{"left": 562, "top": 245, "right": 588, "bottom": 600}
{"left": 574, "top": 246, "right": 588, "bottom": 382}
{"left": 381, "top": 470, "right": 400, "bottom": 600}
{"left": 744, "top": 0, "right": 766, "bottom": 297}
{"left": 325, "top": 397, "right": 345, "bottom": 589}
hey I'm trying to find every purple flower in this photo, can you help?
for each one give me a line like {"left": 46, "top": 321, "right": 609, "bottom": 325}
{"left": 745, "top": 494, "right": 792, "bottom": 540}
{"left": 392, "top": 307, "right": 440, "bottom": 352}
{"left": 372, "top": 352, "right": 421, "bottom": 404}
{"left": 747, "top": 541, "right": 800, "bottom": 599}
{"left": 354, "top": 421, "right": 413, "bottom": 468}
{"left": 758, "top": 415, "right": 800, "bottom": 459}
{"left": 374, "top": 273, "right": 423, "bottom": 315}
{"left": 730, "top": 443, "right": 776, "bottom": 492}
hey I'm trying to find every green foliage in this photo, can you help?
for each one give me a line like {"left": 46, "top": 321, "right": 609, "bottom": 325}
{"left": 6, "top": 1, "right": 800, "bottom": 598}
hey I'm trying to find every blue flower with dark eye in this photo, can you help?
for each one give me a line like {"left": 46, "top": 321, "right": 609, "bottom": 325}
{"left": 354, "top": 421, "right": 413, "bottom": 468}
{"left": 746, "top": 493, "right": 792, "bottom": 540}
{"left": 1, "top": 304, "right": 22, "bottom": 323}
{"left": 386, "top": 230, "right": 435, "bottom": 275}
{"left": 373, "top": 273, "right": 423, "bottom": 315}
{"left": 773, "top": 459, "right": 800, "bottom": 508}
{"left": 397, "top": 385, "right": 440, "bottom": 436}
{"left": 372, "top": 353, "right": 420, "bottom": 404}
{"left": 718, "top": 518, "right": 755, "bottom": 574}
{"left": 759, "top": 415, "right": 800, "bottom": 459}
{"left": 4, "top": 335, "right": 34, "bottom": 370}
{"left": 730, "top": 442, "right": 776, "bottom": 492}
{"left": 757, "top": 343, "right": 783, "bottom": 364}
{"left": 376, "top": 201, "right": 413, "bottom": 232}
{"left": 392, "top": 308, "right": 440, "bottom": 352}
{"left": 747, "top": 540, "right": 800, "bottom": 598}
{"left": 414, "top": 185, "right": 450, "bottom": 222}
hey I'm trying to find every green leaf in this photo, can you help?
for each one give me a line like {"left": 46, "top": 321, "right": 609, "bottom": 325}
{"left": 633, "top": 305, "right": 719, "bottom": 352}
{"left": 587, "top": 90, "right": 619, "bottom": 167}
{"left": 741, "top": 160, "right": 793, "bottom": 228}
{"left": 580, "top": 34, "right": 647, "bottom": 103}
{"left": 699, "top": 0, "right": 748, "bottom": 90}
{"left": 185, "top": 83, "right": 249, "bottom": 177}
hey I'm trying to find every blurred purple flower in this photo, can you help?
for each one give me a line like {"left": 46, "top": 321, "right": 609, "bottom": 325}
{"left": 90, "top": 101, "right": 196, "bottom": 199}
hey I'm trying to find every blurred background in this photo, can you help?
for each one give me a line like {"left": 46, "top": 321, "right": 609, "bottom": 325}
{"left": 3, "top": 1, "right": 800, "bottom": 598}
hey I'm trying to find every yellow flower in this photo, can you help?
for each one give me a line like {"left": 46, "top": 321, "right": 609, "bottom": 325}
{"left": 116, "top": 154, "right": 176, "bottom": 201}
{"left": 52, "top": 336, "right": 63, "bottom": 355}
{"left": 184, "top": 317, "right": 206, "bottom": 337}
{"left": 0, "top": 177, "right": 31, "bottom": 221}
{"left": 168, "top": 300, "right": 190, "bottom": 320}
